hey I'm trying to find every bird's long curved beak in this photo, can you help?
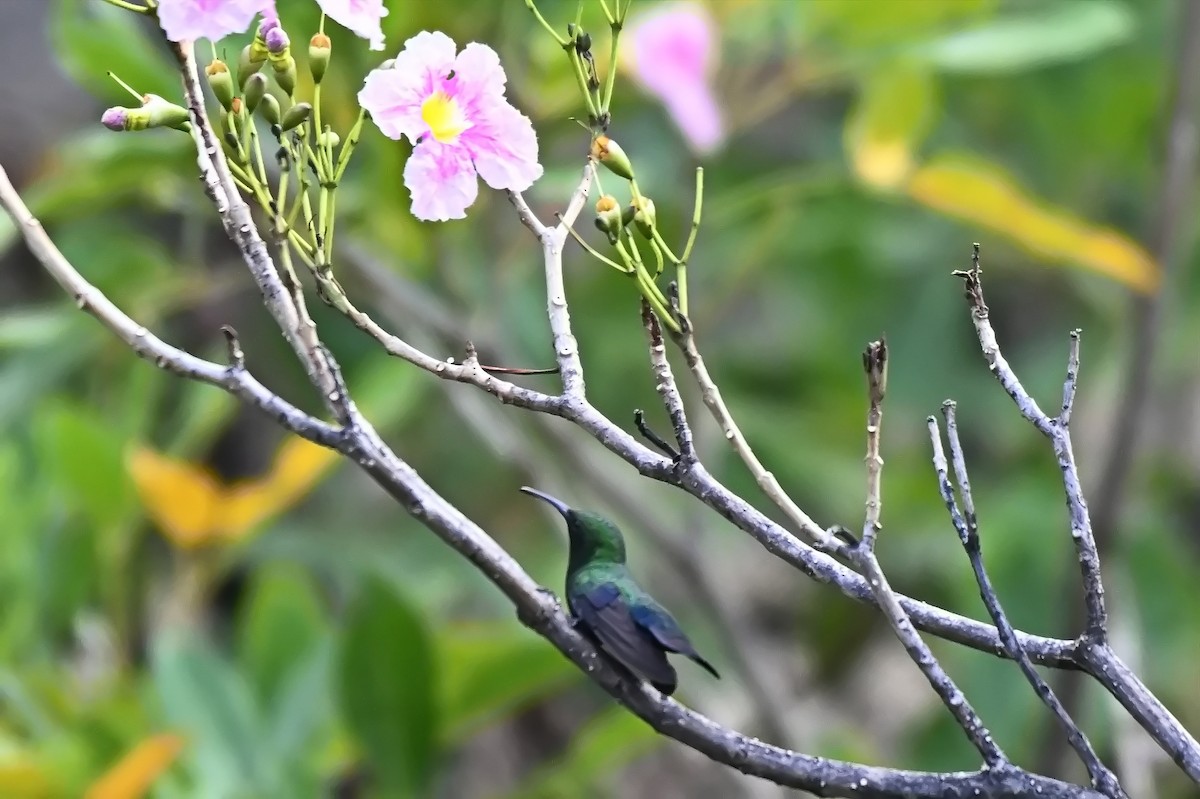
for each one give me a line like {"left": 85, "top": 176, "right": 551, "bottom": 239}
{"left": 519, "top": 486, "right": 572, "bottom": 518}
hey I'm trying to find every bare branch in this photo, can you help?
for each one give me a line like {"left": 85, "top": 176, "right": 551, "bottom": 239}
{"left": 954, "top": 250, "right": 1107, "bottom": 641}
{"left": 641, "top": 299, "right": 697, "bottom": 465}
{"left": 847, "top": 341, "right": 1007, "bottom": 770}
{"left": 932, "top": 405, "right": 1126, "bottom": 798}
{"left": 860, "top": 337, "right": 887, "bottom": 550}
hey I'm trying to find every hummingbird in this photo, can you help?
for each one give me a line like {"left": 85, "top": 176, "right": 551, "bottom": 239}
{"left": 520, "top": 487, "right": 720, "bottom": 696}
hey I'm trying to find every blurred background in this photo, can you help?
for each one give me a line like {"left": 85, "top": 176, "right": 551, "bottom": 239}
{"left": 1, "top": 0, "right": 1198, "bottom": 796}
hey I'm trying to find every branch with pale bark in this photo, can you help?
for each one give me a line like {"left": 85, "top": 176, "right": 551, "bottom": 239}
{"left": 2, "top": 29, "right": 1198, "bottom": 799}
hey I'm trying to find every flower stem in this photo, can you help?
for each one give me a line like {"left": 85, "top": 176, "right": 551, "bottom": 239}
{"left": 333, "top": 109, "right": 367, "bottom": 184}
{"left": 568, "top": 48, "right": 602, "bottom": 124}
{"left": 106, "top": 71, "right": 143, "bottom": 101}
{"left": 675, "top": 167, "right": 704, "bottom": 318}
{"left": 600, "top": 8, "right": 624, "bottom": 117}
{"left": 524, "top": 0, "right": 567, "bottom": 45}
{"left": 558, "top": 213, "right": 629, "bottom": 272}
{"left": 99, "top": 0, "right": 152, "bottom": 12}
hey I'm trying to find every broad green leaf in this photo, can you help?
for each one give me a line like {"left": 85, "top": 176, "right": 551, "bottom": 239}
{"left": 906, "top": 152, "right": 1158, "bottom": 292}
{"left": 439, "top": 625, "right": 578, "bottom": 742}
{"left": 32, "top": 401, "right": 134, "bottom": 530}
{"left": 505, "top": 708, "right": 662, "bottom": 799}
{"left": 338, "top": 579, "right": 437, "bottom": 798}
{"left": 152, "top": 633, "right": 272, "bottom": 796}
{"left": 51, "top": 0, "right": 179, "bottom": 101}
{"left": 845, "top": 65, "right": 938, "bottom": 190}
{"left": 237, "top": 565, "right": 329, "bottom": 706}
{"left": 913, "top": 1, "right": 1134, "bottom": 74}
{"left": 265, "top": 637, "right": 335, "bottom": 771}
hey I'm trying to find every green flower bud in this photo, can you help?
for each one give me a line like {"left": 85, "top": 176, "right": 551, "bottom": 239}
{"left": 258, "top": 93, "right": 281, "bottom": 126}
{"left": 238, "top": 44, "right": 264, "bottom": 91}
{"left": 205, "top": 59, "right": 234, "bottom": 112}
{"left": 318, "top": 129, "right": 340, "bottom": 149}
{"left": 143, "top": 94, "right": 191, "bottom": 132}
{"left": 631, "top": 196, "right": 656, "bottom": 239}
{"left": 309, "top": 33, "right": 331, "bottom": 84}
{"left": 273, "top": 59, "right": 297, "bottom": 97}
{"left": 593, "top": 194, "right": 622, "bottom": 244}
{"left": 280, "top": 102, "right": 312, "bottom": 132}
{"left": 590, "top": 135, "right": 635, "bottom": 181}
{"left": 243, "top": 72, "right": 267, "bottom": 114}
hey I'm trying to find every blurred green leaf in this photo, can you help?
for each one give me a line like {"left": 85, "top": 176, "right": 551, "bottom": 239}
{"left": 264, "top": 637, "right": 335, "bottom": 793}
{"left": 439, "top": 624, "right": 578, "bottom": 742}
{"left": 506, "top": 707, "right": 662, "bottom": 799}
{"left": 152, "top": 633, "right": 272, "bottom": 796}
{"left": 32, "top": 400, "right": 134, "bottom": 530}
{"left": 0, "top": 309, "right": 77, "bottom": 350}
{"left": 51, "top": 0, "right": 178, "bottom": 100}
{"left": 912, "top": 1, "right": 1134, "bottom": 73}
{"left": 237, "top": 565, "right": 329, "bottom": 707}
{"left": 338, "top": 579, "right": 437, "bottom": 798}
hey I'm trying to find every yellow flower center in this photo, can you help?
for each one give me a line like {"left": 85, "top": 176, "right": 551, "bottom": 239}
{"left": 421, "top": 91, "right": 471, "bottom": 143}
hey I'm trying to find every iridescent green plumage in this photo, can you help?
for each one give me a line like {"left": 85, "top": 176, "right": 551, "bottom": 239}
{"left": 521, "top": 487, "right": 720, "bottom": 696}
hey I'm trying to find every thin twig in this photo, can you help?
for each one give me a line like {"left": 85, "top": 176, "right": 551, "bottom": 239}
{"left": 634, "top": 410, "right": 680, "bottom": 461}
{"left": 508, "top": 161, "right": 595, "bottom": 401}
{"left": 860, "top": 338, "right": 887, "bottom": 549}
{"left": 673, "top": 320, "right": 847, "bottom": 556}
{"left": 933, "top": 405, "right": 1126, "bottom": 798}
{"left": 641, "top": 299, "right": 697, "bottom": 465}
{"left": 954, "top": 249, "right": 1107, "bottom": 641}
{"left": 848, "top": 341, "right": 1007, "bottom": 769}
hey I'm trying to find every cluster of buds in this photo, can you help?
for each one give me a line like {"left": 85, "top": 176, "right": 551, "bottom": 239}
{"left": 590, "top": 135, "right": 660, "bottom": 246}
{"left": 578, "top": 131, "right": 705, "bottom": 329}
{"left": 102, "top": 17, "right": 329, "bottom": 140}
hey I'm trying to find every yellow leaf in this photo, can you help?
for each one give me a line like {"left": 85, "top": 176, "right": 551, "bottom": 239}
{"left": 84, "top": 734, "right": 185, "bottom": 799}
{"left": 846, "top": 65, "right": 938, "bottom": 190}
{"left": 128, "top": 448, "right": 221, "bottom": 550}
{"left": 907, "top": 153, "right": 1159, "bottom": 293}
{"left": 216, "top": 437, "right": 340, "bottom": 542}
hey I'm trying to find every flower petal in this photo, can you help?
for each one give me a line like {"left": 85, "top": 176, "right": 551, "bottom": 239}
{"left": 316, "top": 0, "right": 388, "bottom": 51}
{"left": 662, "top": 83, "right": 723, "bottom": 155}
{"left": 404, "top": 141, "right": 479, "bottom": 221}
{"left": 360, "top": 31, "right": 458, "bottom": 143}
{"left": 156, "top": 0, "right": 267, "bottom": 43}
{"left": 626, "top": 1, "right": 725, "bottom": 154}
{"left": 462, "top": 101, "right": 542, "bottom": 192}
{"left": 450, "top": 43, "right": 507, "bottom": 115}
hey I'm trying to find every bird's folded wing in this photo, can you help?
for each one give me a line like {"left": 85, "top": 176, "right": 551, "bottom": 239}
{"left": 576, "top": 584, "right": 676, "bottom": 688}
{"left": 631, "top": 604, "right": 721, "bottom": 680}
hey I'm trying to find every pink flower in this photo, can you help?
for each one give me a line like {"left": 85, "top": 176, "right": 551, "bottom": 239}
{"left": 157, "top": 0, "right": 272, "bottom": 43}
{"left": 626, "top": 2, "right": 724, "bottom": 155}
{"left": 359, "top": 31, "right": 543, "bottom": 221}
{"left": 316, "top": 0, "right": 388, "bottom": 51}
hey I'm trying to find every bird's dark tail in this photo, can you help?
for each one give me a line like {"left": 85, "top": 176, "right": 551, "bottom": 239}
{"left": 690, "top": 653, "right": 721, "bottom": 680}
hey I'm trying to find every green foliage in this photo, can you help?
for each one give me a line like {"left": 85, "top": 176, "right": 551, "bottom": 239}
{"left": 338, "top": 579, "right": 437, "bottom": 798}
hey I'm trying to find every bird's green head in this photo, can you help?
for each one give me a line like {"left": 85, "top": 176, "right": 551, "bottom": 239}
{"left": 520, "top": 487, "right": 627, "bottom": 567}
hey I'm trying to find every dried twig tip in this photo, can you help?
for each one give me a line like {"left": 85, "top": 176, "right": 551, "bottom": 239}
{"left": 863, "top": 337, "right": 888, "bottom": 403}
{"left": 219, "top": 324, "right": 245, "bottom": 369}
